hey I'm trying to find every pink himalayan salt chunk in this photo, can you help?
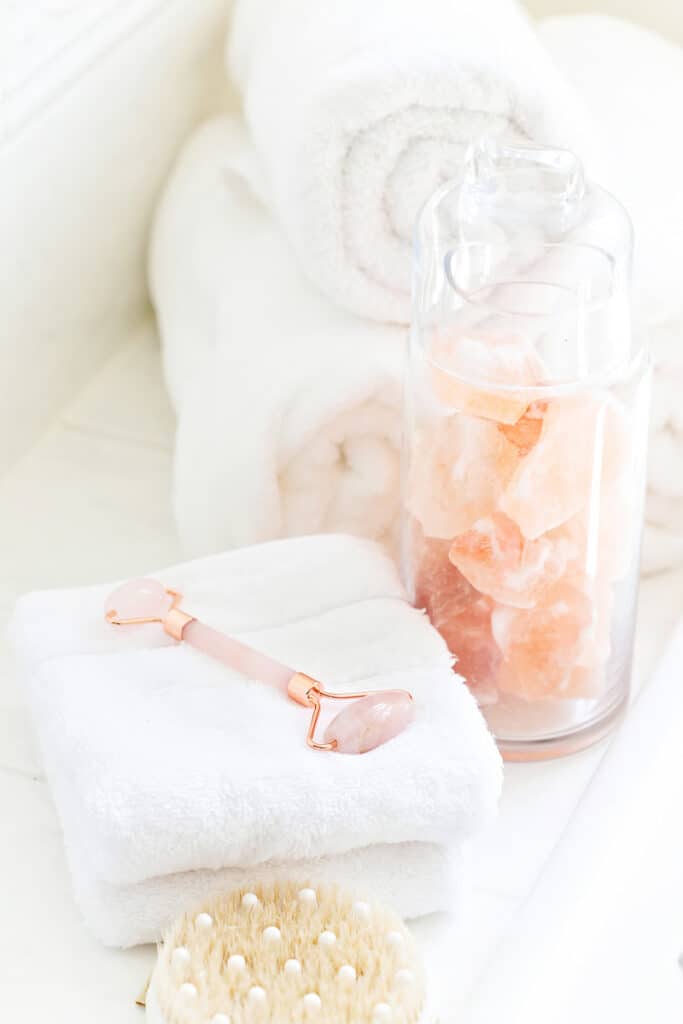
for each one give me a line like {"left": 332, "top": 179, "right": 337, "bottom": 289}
{"left": 324, "top": 690, "right": 414, "bottom": 754}
{"left": 429, "top": 330, "right": 547, "bottom": 425}
{"left": 497, "top": 401, "right": 547, "bottom": 455}
{"left": 491, "top": 580, "right": 594, "bottom": 700}
{"left": 408, "top": 414, "right": 520, "bottom": 539}
{"left": 413, "top": 531, "right": 501, "bottom": 704}
{"left": 551, "top": 558, "right": 614, "bottom": 675}
{"left": 104, "top": 578, "right": 173, "bottom": 622}
{"left": 499, "top": 393, "right": 630, "bottom": 541}
{"left": 448, "top": 511, "right": 569, "bottom": 610}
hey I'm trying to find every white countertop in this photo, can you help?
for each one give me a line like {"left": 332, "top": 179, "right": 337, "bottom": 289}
{"left": 2, "top": 324, "right": 682, "bottom": 1022}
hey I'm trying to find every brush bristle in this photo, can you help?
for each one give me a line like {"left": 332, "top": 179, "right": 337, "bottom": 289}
{"left": 152, "top": 880, "right": 425, "bottom": 1023}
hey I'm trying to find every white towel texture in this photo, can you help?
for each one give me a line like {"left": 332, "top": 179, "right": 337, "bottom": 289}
{"left": 66, "top": 843, "right": 462, "bottom": 950}
{"left": 150, "top": 118, "right": 405, "bottom": 556}
{"left": 227, "top": 0, "right": 596, "bottom": 324}
{"left": 10, "top": 534, "right": 502, "bottom": 947}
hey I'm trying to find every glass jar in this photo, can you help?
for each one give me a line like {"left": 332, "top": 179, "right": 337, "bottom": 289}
{"left": 402, "top": 138, "right": 651, "bottom": 760}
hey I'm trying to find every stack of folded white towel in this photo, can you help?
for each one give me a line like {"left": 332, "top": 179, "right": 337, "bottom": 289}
{"left": 150, "top": 1, "right": 683, "bottom": 574}
{"left": 10, "top": 534, "right": 502, "bottom": 947}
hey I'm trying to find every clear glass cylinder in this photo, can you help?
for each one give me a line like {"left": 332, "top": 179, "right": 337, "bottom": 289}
{"left": 402, "top": 139, "right": 651, "bottom": 760}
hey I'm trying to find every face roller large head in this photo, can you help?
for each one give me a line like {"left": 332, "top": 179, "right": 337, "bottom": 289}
{"left": 104, "top": 578, "right": 414, "bottom": 754}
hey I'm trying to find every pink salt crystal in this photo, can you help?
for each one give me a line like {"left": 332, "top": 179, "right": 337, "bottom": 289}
{"left": 408, "top": 415, "right": 520, "bottom": 539}
{"left": 324, "top": 691, "right": 415, "bottom": 754}
{"left": 491, "top": 581, "right": 594, "bottom": 700}
{"left": 448, "top": 512, "right": 568, "bottom": 609}
{"left": 104, "top": 578, "right": 173, "bottom": 622}
{"left": 414, "top": 531, "right": 477, "bottom": 619}
{"left": 499, "top": 393, "right": 630, "bottom": 541}
{"left": 429, "top": 330, "right": 547, "bottom": 425}
{"left": 413, "top": 530, "right": 501, "bottom": 702}
{"left": 497, "top": 401, "right": 547, "bottom": 455}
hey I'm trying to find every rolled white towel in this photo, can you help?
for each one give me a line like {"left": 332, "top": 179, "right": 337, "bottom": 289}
{"left": 227, "top": 0, "right": 597, "bottom": 324}
{"left": 149, "top": 118, "right": 404, "bottom": 556}
{"left": 540, "top": 15, "right": 683, "bottom": 327}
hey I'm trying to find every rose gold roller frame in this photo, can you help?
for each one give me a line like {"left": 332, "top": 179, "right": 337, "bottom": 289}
{"left": 105, "top": 581, "right": 414, "bottom": 754}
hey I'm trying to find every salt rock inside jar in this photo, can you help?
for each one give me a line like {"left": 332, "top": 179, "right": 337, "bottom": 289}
{"left": 448, "top": 511, "right": 569, "bottom": 610}
{"left": 499, "top": 392, "right": 630, "bottom": 540}
{"left": 491, "top": 580, "right": 594, "bottom": 700}
{"left": 408, "top": 414, "right": 520, "bottom": 539}
{"left": 413, "top": 530, "right": 501, "bottom": 704}
{"left": 497, "top": 400, "right": 547, "bottom": 455}
{"left": 544, "top": 554, "right": 614, "bottom": 668}
{"left": 428, "top": 330, "right": 547, "bottom": 425}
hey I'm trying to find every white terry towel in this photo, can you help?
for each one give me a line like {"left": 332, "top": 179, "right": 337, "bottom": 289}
{"left": 149, "top": 118, "right": 405, "bottom": 556}
{"left": 67, "top": 842, "right": 463, "bottom": 949}
{"left": 226, "top": 0, "right": 596, "bottom": 324}
{"left": 10, "top": 534, "right": 502, "bottom": 946}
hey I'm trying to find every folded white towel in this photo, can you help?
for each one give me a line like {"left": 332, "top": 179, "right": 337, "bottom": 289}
{"left": 68, "top": 841, "right": 463, "bottom": 948}
{"left": 10, "top": 534, "right": 501, "bottom": 945}
{"left": 227, "top": 0, "right": 596, "bottom": 324}
{"left": 150, "top": 119, "right": 405, "bottom": 555}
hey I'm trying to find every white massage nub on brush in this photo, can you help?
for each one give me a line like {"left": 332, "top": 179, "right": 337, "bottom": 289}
{"left": 145, "top": 882, "right": 425, "bottom": 1024}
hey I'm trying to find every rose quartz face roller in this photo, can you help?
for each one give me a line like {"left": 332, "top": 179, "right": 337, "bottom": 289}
{"left": 104, "top": 579, "right": 414, "bottom": 754}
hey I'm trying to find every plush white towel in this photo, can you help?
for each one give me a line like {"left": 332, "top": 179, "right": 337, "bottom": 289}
{"left": 68, "top": 841, "right": 463, "bottom": 949}
{"left": 150, "top": 116, "right": 676, "bottom": 570}
{"left": 10, "top": 533, "right": 501, "bottom": 946}
{"left": 226, "top": 0, "right": 596, "bottom": 324}
{"left": 149, "top": 118, "right": 405, "bottom": 555}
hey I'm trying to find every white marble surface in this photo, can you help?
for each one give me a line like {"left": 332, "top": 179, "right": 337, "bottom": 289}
{"left": 1, "top": 324, "right": 682, "bottom": 1022}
